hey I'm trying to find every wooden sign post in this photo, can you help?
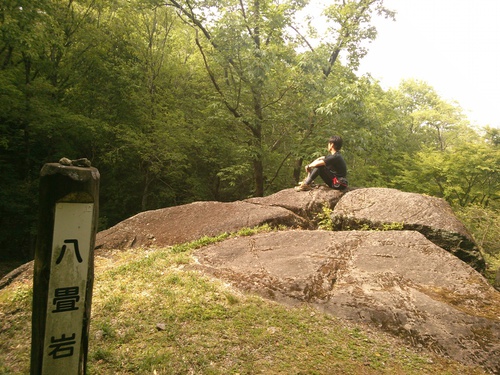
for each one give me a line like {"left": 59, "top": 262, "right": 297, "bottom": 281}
{"left": 31, "top": 160, "right": 99, "bottom": 375}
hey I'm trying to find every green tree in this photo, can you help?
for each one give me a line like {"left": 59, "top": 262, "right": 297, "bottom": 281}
{"left": 162, "top": 0, "right": 393, "bottom": 196}
{"left": 456, "top": 204, "right": 500, "bottom": 264}
{"left": 0, "top": 0, "right": 102, "bottom": 259}
{"left": 387, "top": 79, "right": 500, "bottom": 208}
{"left": 389, "top": 79, "right": 470, "bottom": 151}
{"left": 395, "top": 141, "right": 500, "bottom": 208}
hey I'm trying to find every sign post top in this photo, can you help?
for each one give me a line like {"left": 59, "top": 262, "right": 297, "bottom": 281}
{"left": 40, "top": 161, "right": 100, "bottom": 183}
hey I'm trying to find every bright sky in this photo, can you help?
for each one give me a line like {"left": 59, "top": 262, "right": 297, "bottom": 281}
{"left": 356, "top": 0, "right": 500, "bottom": 129}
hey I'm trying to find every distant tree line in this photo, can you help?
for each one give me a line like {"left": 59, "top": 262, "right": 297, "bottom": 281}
{"left": 0, "top": 0, "right": 498, "bottom": 264}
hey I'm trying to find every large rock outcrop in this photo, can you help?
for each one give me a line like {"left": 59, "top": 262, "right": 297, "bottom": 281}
{"left": 95, "top": 187, "right": 485, "bottom": 273}
{"left": 95, "top": 187, "right": 343, "bottom": 251}
{"left": 5, "top": 187, "right": 499, "bottom": 373}
{"left": 192, "top": 230, "right": 500, "bottom": 374}
{"left": 95, "top": 200, "right": 309, "bottom": 250}
{"left": 331, "top": 188, "right": 485, "bottom": 272}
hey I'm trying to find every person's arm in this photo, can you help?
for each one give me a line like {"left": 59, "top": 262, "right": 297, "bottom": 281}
{"left": 305, "top": 157, "right": 326, "bottom": 172}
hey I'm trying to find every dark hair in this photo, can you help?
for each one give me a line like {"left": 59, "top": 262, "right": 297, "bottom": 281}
{"left": 328, "top": 136, "right": 343, "bottom": 151}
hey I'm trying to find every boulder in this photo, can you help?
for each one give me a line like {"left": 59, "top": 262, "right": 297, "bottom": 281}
{"left": 0, "top": 261, "right": 33, "bottom": 290}
{"left": 245, "top": 186, "right": 345, "bottom": 223}
{"left": 95, "top": 200, "right": 308, "bottom": 250}
{"left": 192, "top": 230, "right": 500, "bottom": 374}
{"left": 331, "top": 188, "right": 485, "bottom": 272}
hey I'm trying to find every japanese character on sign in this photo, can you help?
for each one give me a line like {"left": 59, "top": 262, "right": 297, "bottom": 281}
{"left": 55, "top": 239, "right": 83, "bottom": 264}
{"left": 52, "top": 286, "right": 80, "bottom": 313}
{"left": 48, "top": 333, "right": 76, "bottom": 359}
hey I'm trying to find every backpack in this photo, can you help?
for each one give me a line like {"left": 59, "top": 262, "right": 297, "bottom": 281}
{"left": 332, "top": 176, "right": 348, "bottom": 190}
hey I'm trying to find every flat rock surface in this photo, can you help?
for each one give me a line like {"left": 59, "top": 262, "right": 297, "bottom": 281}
{"left": 192, "top": 230, "right": 500, "bottom": 373}
{"left": 95, "top": 201, "right": 308, "bottom": 250}
{"left": 331, "top": 188, "right": 485, "bottom": 271}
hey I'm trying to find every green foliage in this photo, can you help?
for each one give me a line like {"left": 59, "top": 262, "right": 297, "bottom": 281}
{"left": 171, "top": 224, "right": 275, "bottom": 253}
{"left": 0, "top": 0, "right": 497, "bottom": 270}
{"left": 456, "top": 205, "right": 500, "bottom": 258}
{"left": 394, "top": 141, "right": 499, "bottom": 208}
{"left": 455, "top": 204, "right": 500, "bottom": 285}
{"left": 164, "top": 0, "right": 395, "bottom": 196}
{"left": 322, "top": 0, "right": 395, "bottom": 71}
{"left": 1, "top": 2, "right": 498, "bottom": 370}
{"left": 315, "top": 204, "right": 404, "bottom": 232}
{"left": 316, "top": 203, "right": 334, "bottom": 231}
{"left": 381, "top": 222, "right": 405, "bottom": 231}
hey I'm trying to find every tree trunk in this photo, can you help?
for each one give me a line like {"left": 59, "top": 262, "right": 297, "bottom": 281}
{"left": 251, "top": 118, "right": 264, "bottom": 197}
{"left": 141, "top": 168, "right": 152, "bottom": 211}
{"left": 253, "top": 159, "right": 264, "bottom": 197}
{"left": 22, "top": 53, "right": 32, "bottom": 183}
{"left": 293, "top": 157, "right": 303, "bottom": 184}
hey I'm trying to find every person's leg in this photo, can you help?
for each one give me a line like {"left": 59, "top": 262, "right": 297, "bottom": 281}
{"left": 317, "top": 167, "right": 335, "bottom": 188}
{"left": 296, "top": 166, "right": 336, "bottom": 191}
{"left": 305, "top": 166, "right": 334, "bottom": 187}
{"left": 304, "top": 168, "right": 320, "bottom": 185}
{"left": 295, "top": 169, "right": 318, "bottom": 191}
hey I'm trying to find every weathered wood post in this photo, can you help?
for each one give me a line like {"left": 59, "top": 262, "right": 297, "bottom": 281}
{"left": 31, "top": 159, "right": 99, "bottom": 375}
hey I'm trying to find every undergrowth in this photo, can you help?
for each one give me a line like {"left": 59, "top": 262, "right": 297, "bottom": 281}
{"left": 315, "top": 204, "right": 404, "bottom": 232}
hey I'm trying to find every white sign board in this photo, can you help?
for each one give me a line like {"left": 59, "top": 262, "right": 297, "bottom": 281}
{"left": 42, "top": 203, "right": 94, "bottom": 374}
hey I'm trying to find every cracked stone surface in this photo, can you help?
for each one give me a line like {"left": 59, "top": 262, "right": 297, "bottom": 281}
{"left": 245, "top": 186, "right": 345, "bottom": 222}
{"left": 331, "top": 188, "right": 485, "bottom": 272}
{"left": 192, "top": 230, "right": 500, "bottom": 374}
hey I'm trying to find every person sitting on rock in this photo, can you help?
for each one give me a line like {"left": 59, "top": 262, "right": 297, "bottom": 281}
{"left": 295, "top": 135, "right": 348, "bottom": 191}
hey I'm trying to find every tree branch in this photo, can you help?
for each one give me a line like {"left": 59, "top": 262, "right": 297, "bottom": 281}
{"left": 266, "top": 152, "right": 292, "bottom": 191}
{"left": 289, "top": 24, "right": 315, "bottom": 52}
{"left": 239, "top": 0, "right": 254, "bottom": 37}
{"left": 194, "top": 32, "right": 241, "bottom": 119}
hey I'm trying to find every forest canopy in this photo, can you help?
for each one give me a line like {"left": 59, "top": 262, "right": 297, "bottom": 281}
{"left": 0, "top": 0, "right": 498, "bottom": 265}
